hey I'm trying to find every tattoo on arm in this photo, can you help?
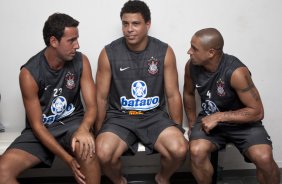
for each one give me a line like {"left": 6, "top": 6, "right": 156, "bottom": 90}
{"left": 239, "top": 75, "right": 260, "bottom": 101}
{"left": 239, "top": 75, "right": 254, "bottom": 92}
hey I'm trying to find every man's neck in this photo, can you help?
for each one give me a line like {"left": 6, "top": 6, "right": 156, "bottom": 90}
{"left": 126, "top": 36, "right": 149, "bottom": 52}
{"left": 44, "top": 48, "right": 64, "bottom": 70}
{"left": 204, "top": 52, "right": 223, "bottom": 73}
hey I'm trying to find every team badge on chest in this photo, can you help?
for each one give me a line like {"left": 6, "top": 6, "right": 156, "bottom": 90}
{"left": 216, "top": 78, "right": 226, "bottom": 96}
{"left": 148, "top": 56, "right": 159, "bottom": 75}
{"left": 65, "top": 72, "right": 76, "bottom": 89}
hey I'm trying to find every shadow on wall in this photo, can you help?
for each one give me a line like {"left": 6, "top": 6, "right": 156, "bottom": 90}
{"left": 0, "top": 93, "right": 5, "bottom": 132}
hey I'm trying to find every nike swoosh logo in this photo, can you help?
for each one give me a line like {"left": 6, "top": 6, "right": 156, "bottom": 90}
{"left": 120, "top": 67, "right": 130, "bottom": 71}
{"left": 195, "top": 84, "right": 202, "bottom": 88}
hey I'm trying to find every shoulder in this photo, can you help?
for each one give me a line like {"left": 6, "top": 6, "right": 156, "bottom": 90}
{"left": 73, "top": 51, "right": 83, "bottom": 62}
{"left": 97, "top": 48, "right": 110, "bottom": 70}
{"left": 70, "top": 51, "right": 84, "bottom": 70}
{"left": 21, "top": 49, "right": 45, "bottom": 70}
{"left": 223, "top": 53, "right": 246, "bottom": 68}
{"left": 185, "top": 59, "right": 192, "bottom": 72}
{"left": 222, "top": 53, "right": 250, "bottom": 77}
{"left": 20, "top": 49, "right": 46, "bottom": 84}
{"left": 105, "top": 37, "right": 124, "bottom": 50}
{"left": 149, "top": 36, "right": 168, "bottom": 48}
{"left": 164, "top": 45, "right": 176, "bottom": 65}
{"left": 19, "top": 66, "right": 38, "bottom": 89}
{"left": 80, "top": 53, "right": 90, "bottom": 66}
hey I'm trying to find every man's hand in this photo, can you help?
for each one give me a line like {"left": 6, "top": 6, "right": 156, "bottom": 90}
{"left": 68, "top": 157, "right": 86, "bottom": 184}
{"left": 201, "top": 113, "right": 220, "bottom": 134}
{"left": 71, "top": 126, "right": 95, "bottom": 160}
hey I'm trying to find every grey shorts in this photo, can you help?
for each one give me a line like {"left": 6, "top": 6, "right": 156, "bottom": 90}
{"left": 190, "top": 116, "right": 272, "bottom": 162}
{"left": 8, "top": 115, "right": 84, "bottom": 167}
{"left": 99, "top": 109, "right": 184, "bottom": 155}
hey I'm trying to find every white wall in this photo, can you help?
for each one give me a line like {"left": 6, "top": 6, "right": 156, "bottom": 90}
{"left": 0, "top": 0, "right": 281, "bottom": 170}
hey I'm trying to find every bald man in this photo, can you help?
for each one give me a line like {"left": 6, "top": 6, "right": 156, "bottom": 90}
{"left": 183, "top": 28, "right": 280, "bottom": 184}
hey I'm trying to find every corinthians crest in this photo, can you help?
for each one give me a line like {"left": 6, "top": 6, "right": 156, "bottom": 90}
{"left": 216, "top": 78, "right": 226, "bottom": 96}
{"left": 148, "top": 56, "right": 159, "bottom": 75}
{"left": 65, "top": 72, "right": 76, "bottom": 89}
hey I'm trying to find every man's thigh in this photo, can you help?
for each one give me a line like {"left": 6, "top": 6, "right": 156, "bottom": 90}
{"left": 8, "top": 130, "right": 55, "bottom": 167}
{"left": 0, "top": 148, "right": 41, "bottom": 175}
{"left": 226, "top": 122, "right": 272, "bottom": 162}
{"left": 98, "top": 122, "right": 137, "bottom": 155}
{"left": 190, "top": 121, "right": 227, "bottom": 150}
{"left": 8, "top": 116, "right": 83, "bottom": 167}
{"left": 137, "top": 110, "right": 184, "bottom": 154}
{"left": 56, "top": 117, "right": 83, "bottom": 153}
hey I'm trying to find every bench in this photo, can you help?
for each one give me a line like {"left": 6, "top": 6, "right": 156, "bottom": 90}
{"left": 0, "top": 129, "right": 219, "bottom": 184}
{"left": 0, "top": 131, "right": 20, "bottom": 154}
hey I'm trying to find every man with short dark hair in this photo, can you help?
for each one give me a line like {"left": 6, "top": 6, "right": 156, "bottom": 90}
{"left": 0, "top": 13, "right": 100, "bottom": 184}
{"left": 184, "top": 27, "right": 280, "bottom": 184}
{"left": 95, "top": 1, "right": 188, "bottom": 184}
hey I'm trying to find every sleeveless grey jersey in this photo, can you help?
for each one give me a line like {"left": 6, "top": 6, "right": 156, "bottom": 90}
{"left": 105, "top": 36, "right": 168, "bottom": 112}
{"left": 21, "top": 49, "right": 84, "bottom": 128}
{"left": 190, "top": 54, "right": 247, "bottom": 116}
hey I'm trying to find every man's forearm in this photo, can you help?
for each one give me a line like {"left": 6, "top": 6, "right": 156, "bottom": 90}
{"left": 183, "top": 94, "right": 197, "bottom": 129}
{"left": 167, "top": 95, "right": 183, "bottom": 124}
{"left": 95, "top": 98, "right": 107, "bottom": 133}
{"left": 32, "top": 124, "right": 73, "bottom": 163}
{"left": 218, "top": 107, "right": 263, "bottom": 124}
{"left": 78, "top": 109, "right": 96, "bottom": 132}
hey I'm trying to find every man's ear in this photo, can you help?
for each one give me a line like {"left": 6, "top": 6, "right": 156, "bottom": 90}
{"left": 146, "top": 20, "right": 151, "bottom": 31}
{"left": 208, "top": 48, "right": 216, "bottom": 57}
{"left": 50, "top": 36, "right": 59, "bottom": 48}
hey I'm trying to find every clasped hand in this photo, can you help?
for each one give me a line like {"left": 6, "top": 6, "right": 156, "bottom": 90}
{"left": 201, "top": 113, "right": 220, "bottom": 134}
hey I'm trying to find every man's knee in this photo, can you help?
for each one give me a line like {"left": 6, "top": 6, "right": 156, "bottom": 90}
{"left": 189, "top": 140, "right": 213, "bottom": 162}
{"left": 252, "top": 151, "right": 275, "bottom": 168}
{"left": 167, "top": 140, "right": 188, "bottom": 160}
{"left": 190, "top": 145, "right": 206, "bottom": 157}
{"left": 71, "top": 141, "right": 97, "bottom": 164}
{"left": 0, "top": 160, "right": 15, "bottom": 183}
{"left": 247, "top": 145, "right": 275, "bottom": 168}
{"left": 95, "top": 142, "right": 118, "bottom": 164}
{"left": 95, "top": 132, "right": 127, "bottom": 165}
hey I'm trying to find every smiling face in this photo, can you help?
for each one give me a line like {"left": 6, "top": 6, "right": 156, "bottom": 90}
{"left": 121, "top": 13, "right": 150, "bottom": 51}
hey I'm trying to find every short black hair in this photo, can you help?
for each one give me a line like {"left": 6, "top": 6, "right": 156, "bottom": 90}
{"left": 43, "top": 13, "right": 79, "bottom": 46}
{"left": 120, "top": 0, "right": 151, "bottom": 23}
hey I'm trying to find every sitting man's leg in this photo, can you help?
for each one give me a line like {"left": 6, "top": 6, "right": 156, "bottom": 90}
{"left": 0, "top": 129, "right": 57, "bottom": 184}
{"left": 231, "top": 122, "right": 280, "bottom": 184}
{"left": 73, "top": 139, "right": 101, "bottom": 184}
{"left": 246, "top": 144, "right": 280, "bottom": 184}
{"left": 60, "top": 118, "right": 101, "bottom": 184}
{"left": 154, "top": 126, "right": 188, "bottom": 184}
{"left": 189, "top": 139, "right": 216, "bottom": 184}
{"left": 0, "top": 148, "right": 41, "bottom": 183}
{"left": 96, "top": 131, "right": 128, "bottom": 184}
{"left": 189, "top": 120, "right": 220, "bottom": 184}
